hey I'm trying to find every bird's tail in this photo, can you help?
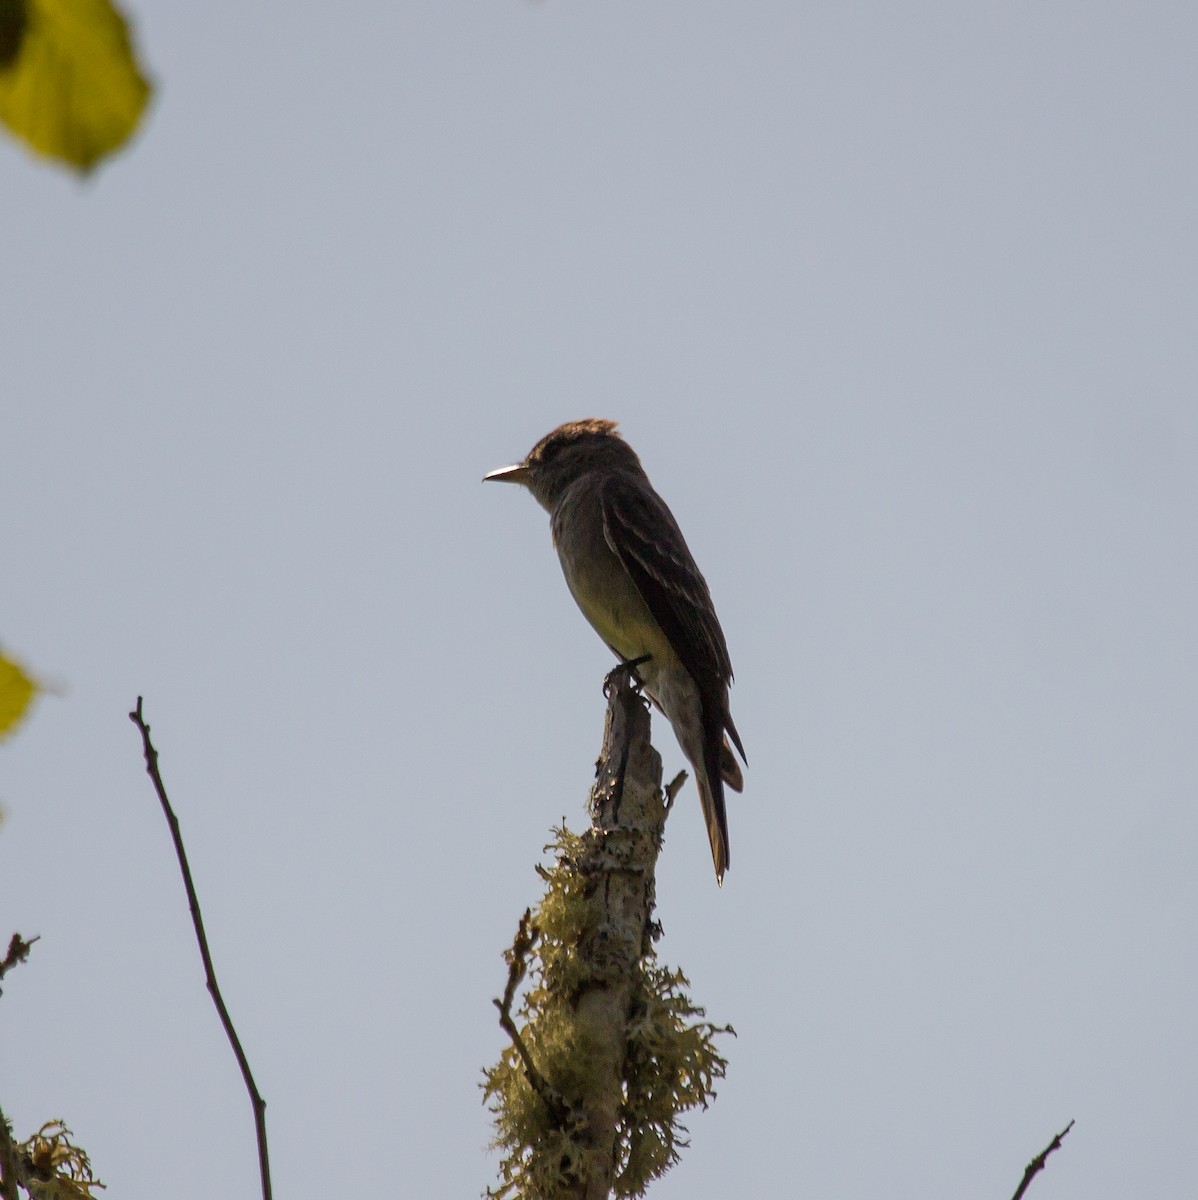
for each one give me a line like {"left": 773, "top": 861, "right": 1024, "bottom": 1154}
{"left": 720, "top": 735, "right": 744, "bottom": 793}
{"left": 699, "top": 739, "right": 731, "bottom": 885}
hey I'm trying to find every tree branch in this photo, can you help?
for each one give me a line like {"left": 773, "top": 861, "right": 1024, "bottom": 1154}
{"left": 571, "top": 672, "right": 669, "bottom": 1200}
{"left": 0, "top": 932, "right": 39, "bottom": 995}
{"left": 128, "top": 697, "right": 272, "bottom": 1200}
{"left": 1010, "top": 1120, "right": 1074, "bottom": 1200}
{"left": 485, "top": 669, "right": 736, "bottom": 1200}
{"left": 494, "top": 910, "right": 569, "bottom": 1126}
{"left": 662, "top": 769, "right": 687, "bottom": 816}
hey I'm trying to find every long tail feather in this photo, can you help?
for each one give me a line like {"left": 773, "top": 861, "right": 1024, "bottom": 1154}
{"left": 699, "top": 737, "right": 730, "bottom": 884}
{"left": 720, "top": 735, "right": 744, "bottom": 792}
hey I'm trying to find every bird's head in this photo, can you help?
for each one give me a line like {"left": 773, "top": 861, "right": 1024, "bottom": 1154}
{"left": 484, "top": 419, "right": 642, "bottom": 510}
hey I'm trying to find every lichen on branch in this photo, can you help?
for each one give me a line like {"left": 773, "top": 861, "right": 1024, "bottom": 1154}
{"left": 483, "top": 679, "right": 732, "bottom": 1200}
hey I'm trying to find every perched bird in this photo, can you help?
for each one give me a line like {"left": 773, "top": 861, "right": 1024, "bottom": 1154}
{"left": 485, "top": 419, "right": 745, "bottom": 882}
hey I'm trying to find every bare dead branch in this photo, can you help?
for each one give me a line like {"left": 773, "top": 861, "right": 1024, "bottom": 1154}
{"left": 663, "top": 770, "right": 688, "bottom": 816}
{"left": 128, "top": 697, "right": 272, "bottom": 1200}
{"left": 575, "top": 675, "right": 665, "bottom": 1200}
{"left": 1010, "top": 1120, "right": 1074, "bottom": 1200}
{"left": 494, "top": 910, "right": 569, "bottom": 1126}
{"left": 0, "top": 932, "right": 39, "bottom": 994}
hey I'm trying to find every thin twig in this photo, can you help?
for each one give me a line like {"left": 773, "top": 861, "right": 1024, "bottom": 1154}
{"left": 128, "top": 697, "right": 272, "bottom": 1200}
{"left": 1010, "top": 1120, "right": 1075, "bottom": 1200}
{"left": 493, "top": 909, "right": 568, "bottom": 1125}
{"left": 0, "top": 932, "right": 39, "bottom": 994}
{"left": 663, "top": 770, "right": 688, "bottom": 816}
{"left": 0, "top": 1103, "right": 18, "bottom": 1200}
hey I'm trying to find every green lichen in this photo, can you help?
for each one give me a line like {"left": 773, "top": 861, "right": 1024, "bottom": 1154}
{"left": 483, "top": 826, "right": 732, "bottom": 1199}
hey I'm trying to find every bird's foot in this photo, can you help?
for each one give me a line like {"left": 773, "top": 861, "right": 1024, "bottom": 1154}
{"left": 603, "top": 654, "right": 652, "bottom": 698}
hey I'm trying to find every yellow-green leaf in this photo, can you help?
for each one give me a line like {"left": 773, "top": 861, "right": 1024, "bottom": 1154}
{"left": 0, "top": 0, "right": 152, "bottom": 173}
{"left": 0, "top": 651, "right": 39, "bottom": 739}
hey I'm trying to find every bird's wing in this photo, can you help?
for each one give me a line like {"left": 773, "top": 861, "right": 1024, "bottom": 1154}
{"left": 599, "top": 472, "right": 735, "bottom": 689}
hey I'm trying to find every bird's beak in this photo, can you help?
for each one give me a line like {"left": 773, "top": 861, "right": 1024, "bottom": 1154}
{"left": 483, "top": 463, "right": 531, "bottom": 486}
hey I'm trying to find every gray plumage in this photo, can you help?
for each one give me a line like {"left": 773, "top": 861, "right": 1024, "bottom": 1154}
{"left": 485, "top": 418, "right": 745, "bottom": 882}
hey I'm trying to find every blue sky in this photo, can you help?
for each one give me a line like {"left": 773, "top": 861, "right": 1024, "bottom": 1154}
{"left": 4, "top": 3, "right": 1196, "bottom": 1197}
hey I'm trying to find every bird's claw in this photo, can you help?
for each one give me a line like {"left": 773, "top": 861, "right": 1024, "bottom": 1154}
{"left": 603, "top": 654, "right": 652, "bottom": 698}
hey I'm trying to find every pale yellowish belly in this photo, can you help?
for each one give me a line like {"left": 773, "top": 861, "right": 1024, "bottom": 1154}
{"left": 564, "top": 558, "right": 680, "bottom": 671}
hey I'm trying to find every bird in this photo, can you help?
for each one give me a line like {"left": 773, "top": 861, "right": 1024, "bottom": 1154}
{"left": 484, "top": 418, "right": 745, "bottom": 882}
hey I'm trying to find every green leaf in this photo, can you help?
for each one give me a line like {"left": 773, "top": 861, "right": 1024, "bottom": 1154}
{"left": 0, "top": 0, "right": 152, "bottom": 173}
{"left": 0, "top": 650, "right": 39, "bottom": 739}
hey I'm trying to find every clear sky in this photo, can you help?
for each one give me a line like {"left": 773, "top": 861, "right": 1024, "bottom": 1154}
{"left": 3, "top": 2, "right": 1196, "bottom": 1197}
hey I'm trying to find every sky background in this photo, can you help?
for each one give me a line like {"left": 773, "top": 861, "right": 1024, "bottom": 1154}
{"left": 3, "top": 2, "right": 1196, "bottom": 1197}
